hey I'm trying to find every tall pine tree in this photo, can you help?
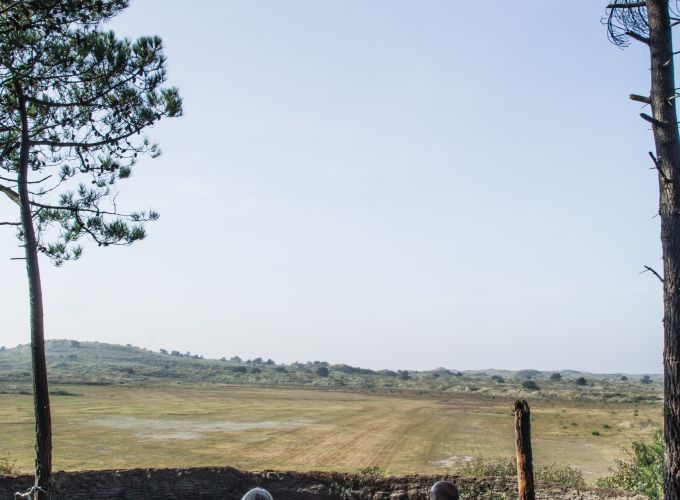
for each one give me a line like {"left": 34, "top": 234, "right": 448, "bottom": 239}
{"left": 0, "top": 2, "right": 182, "bottom": 497}
{"left": 607, "top": 1, "right": 680, "bottom": 497}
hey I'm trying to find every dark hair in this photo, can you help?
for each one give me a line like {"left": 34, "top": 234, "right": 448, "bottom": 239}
{"left": 430, "top": 480, "right": 459, "bottom": 500}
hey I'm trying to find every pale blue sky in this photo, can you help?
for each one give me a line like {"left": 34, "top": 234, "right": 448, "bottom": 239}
{"left": 1, "top": 1, "right": 664, "bottom": 373}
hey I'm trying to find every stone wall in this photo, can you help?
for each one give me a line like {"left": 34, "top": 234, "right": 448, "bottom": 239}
{"left": 0, "top": 467, "right": 646, "bottom": 499}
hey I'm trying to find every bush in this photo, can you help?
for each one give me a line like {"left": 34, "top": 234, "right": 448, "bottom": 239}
{"left": 596, "top": 428, "right": 663, "bottom": 499}
{"left": 550, "top": 372, "right": 562, "bottom": 381}
{"left": 641, "top": 375, "right": 652, "bottom": 384}
{"left": 357, "top": 465, "right": 383, "bottom": 477}
{"left": 517, "top": 369, "right": 541, "bottom": 379}
{"left": 522, "top": 380, "right": 539, "bottom": 391}
{"left": 456, "top": 457, "right": 584, "bottom": 487}
{"left": 491, "top": 375, "right": 505, "bottom": 384}
{"left": 456, "top": 457, "right": 516, "bottom": 478}
{"left": 575, "top": 377, "right": 587, "bottom": 386}
{"left": 0, "top": 450, "right": 16, "bottom": 474}
{"left": 315, "top": 366, "right": 330, "bottom": 377}
{"left": 535, "top": 462, "right": 585, "bottom": 489}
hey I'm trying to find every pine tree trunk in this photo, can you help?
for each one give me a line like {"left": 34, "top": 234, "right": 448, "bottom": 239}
{"left": 15, "top": 82, "right": 52, "bottom": 500}
{"left": 647, "top": 1, "right": 680, "bottom": 497}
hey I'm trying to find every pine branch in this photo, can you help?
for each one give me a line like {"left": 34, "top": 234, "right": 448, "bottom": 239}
{"left": 30, "top": 119, "right": 157, "bottom": 149}
{"left": 28, "top": 200, "right": 148, "bottom": 219}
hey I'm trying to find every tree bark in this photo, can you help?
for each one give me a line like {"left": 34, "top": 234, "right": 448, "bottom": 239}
{"left": 647, "top": 1, "right": 680, "bottom": 497}
{"left": 15, "top": 81, "right": 52, "bottom": 500}
{"left": 514, "top": 400, "right": 535, "bottom": 500}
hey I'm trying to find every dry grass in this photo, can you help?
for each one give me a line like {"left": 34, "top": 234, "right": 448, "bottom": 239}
{"left": 0, "top": 383, "right": 661, "bottom": 481}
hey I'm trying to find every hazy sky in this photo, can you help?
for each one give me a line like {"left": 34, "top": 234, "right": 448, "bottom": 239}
{"left": 0, "top": 1, "right": 665, "bottom": 373}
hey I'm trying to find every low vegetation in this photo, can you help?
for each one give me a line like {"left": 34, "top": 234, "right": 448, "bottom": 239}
{"left": 0, "top": 340, "right": 662, "bottom": 403}
{"left": 455, "top": 457, "right": 585, "bottom": 489}
{"left": 0, "top": 451, "right": 16, "bottom": 475}
{"left": 596, "top": 428, "right": 664, "bottom": 499}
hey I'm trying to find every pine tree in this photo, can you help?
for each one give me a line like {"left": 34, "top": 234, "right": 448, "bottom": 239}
{"left": 0, "top": 2, "right": 182, "bottom": 497}
{"left": 607, "top": 1, "right": 680, "bottom": 497}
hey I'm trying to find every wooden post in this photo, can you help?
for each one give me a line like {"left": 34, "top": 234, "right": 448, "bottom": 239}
{"left": 514, "top": 400, "right": 535, "bottom": 500}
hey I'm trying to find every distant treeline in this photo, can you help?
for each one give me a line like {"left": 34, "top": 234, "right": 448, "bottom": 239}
{"left": 0, "top": 340, "right": 663, "bottom": 403}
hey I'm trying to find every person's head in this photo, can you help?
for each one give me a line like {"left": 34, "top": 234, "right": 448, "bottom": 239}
{"left": 241, "top": 487, "right": 274, "bottom": 500}
{"left": 430, "top": 480, "right": 459, "bottom": 500}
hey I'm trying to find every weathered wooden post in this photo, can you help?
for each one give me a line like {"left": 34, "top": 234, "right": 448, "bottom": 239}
{"left": 514, "top": 399, "right": 535, "bottom": 500}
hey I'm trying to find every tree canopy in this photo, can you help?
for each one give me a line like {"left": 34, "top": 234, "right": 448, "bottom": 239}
{"left": 0, "top": 0, "right": 182, "bottom": 264}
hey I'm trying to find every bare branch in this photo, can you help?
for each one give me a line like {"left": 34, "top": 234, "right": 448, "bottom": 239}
{"left": 641, "top": 112, "right": 660, "bottom": 124}
{"left": 641, "top": 265, "right": 664, "bottom": 283}
{"left": 0, "top": 221, "right": 20, "bottom": 226}
{"left": 648, "top": 151, "right": 672, "bottom": 183}
{"left": 0, "top": 184, "right": 20, "bottom": 204}
{"left": 630, "top": 93, "right": 651, "bottom": 104}
{"left": 626, "top": 30, "right": 650, "bottom": 44}
{"left": 607, "top": 2, "right": 647, "bottom": 8}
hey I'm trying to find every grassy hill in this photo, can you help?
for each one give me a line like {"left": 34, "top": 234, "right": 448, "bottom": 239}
{"left": 0, "top": 339, "right": 662, "bottom": 402}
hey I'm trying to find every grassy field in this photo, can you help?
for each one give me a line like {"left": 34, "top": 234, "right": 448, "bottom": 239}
{"left": 0, "top": 383, "right": 661, "bottom": 482}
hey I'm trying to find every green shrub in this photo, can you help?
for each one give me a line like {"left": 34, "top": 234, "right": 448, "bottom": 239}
{"left": 522, "top": 380, "right": 539, "bottom": 391}
{"left": 592, "top": 430, "right": 600, "bottom": 436}
{"left": 456, "top": 457, "right": 516, "bottom": 478}
{"left": 596, "top": 428, "right": 663, "bottom": 499}
{"left": 0, "top": 450, "right": 16, "bottom": 474}
{"left": 357, "top": 465, "right": 383, "bottom": 477}
{"left": 535, "top": 462, "right": 585, "bottom": 489}
{"left": 455, "top": 457, "right": 584, "bottom": 487}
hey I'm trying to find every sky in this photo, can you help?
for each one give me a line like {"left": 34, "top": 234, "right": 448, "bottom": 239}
{"left": 0, "top": 1, "right": 666, "bottom": 373}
